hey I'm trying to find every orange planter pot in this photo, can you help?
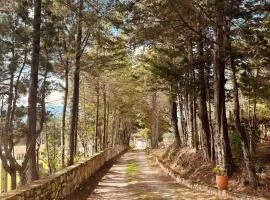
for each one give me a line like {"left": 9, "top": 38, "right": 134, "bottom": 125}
{"left": 216, "top": 175, "right": 228, "bottom": 190}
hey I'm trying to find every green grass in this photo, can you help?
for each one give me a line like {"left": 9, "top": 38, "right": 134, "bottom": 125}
{"left": 126, "top": 163, "right": 139, "bottom": 175}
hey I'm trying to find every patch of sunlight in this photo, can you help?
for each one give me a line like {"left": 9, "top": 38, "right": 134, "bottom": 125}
{"left": 127, "top": 180, "right": 138, "bottom": 185}
{"left": 126, "top": 163, "right": 139, "bottom": 175}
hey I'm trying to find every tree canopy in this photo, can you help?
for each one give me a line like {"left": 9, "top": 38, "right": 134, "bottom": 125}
{"left": 0, "top": 0, "right": 270, "bottom": 193}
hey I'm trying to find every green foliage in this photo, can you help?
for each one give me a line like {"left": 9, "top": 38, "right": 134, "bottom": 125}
{"left": 1, "top": 0, "right": 270, "bottom": 189}
{"left": 228, "top": 130, "right": 242, "bottom": 157}
{"left": 40, "top": 118, "right": 62, "bottom": 174}
{"left": 213, "top": 165, "right": 225, "bottom": 176}
{"left": 126, "top": 163, "right": 139, "bottom": 175}
{"left": 162, "top": 132, "right": 174, "bottom": 147}
{"left": 138, "top": 128, "right": 149, "bottom": 140}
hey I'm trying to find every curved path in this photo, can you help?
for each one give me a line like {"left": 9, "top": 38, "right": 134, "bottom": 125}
{"left": 69, "top": 151, "right": 220, "bottom": 200}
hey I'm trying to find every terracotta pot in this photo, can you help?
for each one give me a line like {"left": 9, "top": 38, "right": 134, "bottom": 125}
{"left": 216, "top": 175, "right": 228, "bottom": 190}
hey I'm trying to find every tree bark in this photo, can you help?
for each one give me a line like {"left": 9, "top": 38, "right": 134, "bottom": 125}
{"left": 1, "top": 164, "right": 7, "bottom": 192}
{"left": 178, "top": 93, "right": 186, "bottom": 143}
{"left": 111, "top": 115, "right": 116, "bottom": 147}
{"left": 106, "top": 95, "right": 110, "bottom": 147}
{"left": 151, "top": 91, "right": 158, "bottom": 148}
{"left": 10, "top": 51, "right": 27, "bottom": 131}
{"left": 45, "top": 121, "right": 52, "bottom": 174}
{"left": 206, "top": 64, "right": 215, "bottom": 161}
{"left": 250, "top": 67, "right": 259, "bottom": 154}
{"left": 26, "top": 0, "right": 42, "bottom": 182}
{"left": 10, "top": 171, "right": 16, "bottom": 190}
{"left": 1, "top": 100, "right": 9, "bottom": 192}
{"left": 5, "top": 69, "right": 17, "bottom": 189}
{"left": 187, "top": 45, "right": 194, "bottom": 148}
{"left": 61, "top": 61, "right": 69, "bottom": 168}
{"left": 229, "top": 46, "right": 259, "bottom": 188}
{"left": 68, "top": 0, "right": 83, "bottom": 166}
{"left": 197, "top": 38, "right": 211, "bottom": 160}
{"left": 188, "top": 92, "right": 194, "bottom": 147}
{"left": 213, "top": 0, "right": 233, "bottom": 176}
{"left": 192, "top": 68, "right": 198, "bottom": 149}
{"left": 95, "top": 82, "right": 100, "bottom": 153}
{"left": 170, "top": 86, "right": 181, "bottom": 147}
{"left": 183, "top": 93, "right": 189, "bottom": 145}
{"left": 103, "top": 86, "right": 107, "bottom": 150}
{"left": 1, "top": 34, "right": 27, "bottom": 192}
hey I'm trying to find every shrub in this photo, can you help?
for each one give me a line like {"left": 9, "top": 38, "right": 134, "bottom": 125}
{"left": 254, "top": 158, "right": 266, "bottom": 173}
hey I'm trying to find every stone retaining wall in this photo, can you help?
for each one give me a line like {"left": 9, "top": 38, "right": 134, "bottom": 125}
{"left": 0, "top": 145, "right": 128, "bottom": 200}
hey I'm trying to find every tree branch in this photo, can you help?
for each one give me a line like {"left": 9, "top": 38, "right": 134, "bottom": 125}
{"left": 168, "top": 0, "right": 221, "bottom": 46}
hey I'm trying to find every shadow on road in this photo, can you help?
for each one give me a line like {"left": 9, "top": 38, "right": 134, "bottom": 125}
{"left": 65, "top": 153, "right": 124, "bottom": 200}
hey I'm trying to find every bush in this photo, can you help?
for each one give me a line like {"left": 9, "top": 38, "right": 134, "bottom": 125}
{"left": 130, "top": 143, "right": 136, "bottom": 149}
{"left": 254, "top": 158, "right": 266, "bottom": 173}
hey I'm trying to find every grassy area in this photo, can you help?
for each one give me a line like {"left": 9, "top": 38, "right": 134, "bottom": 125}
{"left": 0, "top": 169, "right": 12, "bottom": 193}
{"left": 0, "top": 158, "right": 62, "bottom": 194}
{"left": 126, "top": 163, "right": 139, "bottom": 175}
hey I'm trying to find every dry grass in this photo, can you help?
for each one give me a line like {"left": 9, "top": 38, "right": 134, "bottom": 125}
{"left": 151, "top": 143, "right": 270, "bottom": 199}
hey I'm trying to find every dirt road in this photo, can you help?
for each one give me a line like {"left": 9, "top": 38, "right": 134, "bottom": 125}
{"left": 68, "top": 151, "right": 220, "bottom": 200}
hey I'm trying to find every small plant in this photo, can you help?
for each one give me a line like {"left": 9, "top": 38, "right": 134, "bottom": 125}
{"left": 213, "top": 165, "right": 225, "bottom": 176}
{"left": 214, "top": 165, "right": 229, "bottom": 190}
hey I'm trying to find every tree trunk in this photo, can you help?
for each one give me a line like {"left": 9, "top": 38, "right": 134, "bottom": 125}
{"left": 229, "top": 47, "right": 259, "bottom": 188}
{"left": 170, "top": 86, "right": 181, "bottom": 147}
{"left": 188, "top": 93, "right": 194, "bottom": 147}
{"left": 68, "top": 0, "right": 83, "bottom": 166}
{"left": 116, "top": 118, "right": 121, "bottom": 145}
{"left": 1, "top": 100, "right": 8, "bottom": 192}
{"left": 206, "top": 64, "right": 215, "bottom": 161}
{"left": 45, "top": 121, "right": 52, "bottom": 174}
{"left": 82, "top": 80, "right": 88, "bottom": 157}
{"left": 27, "top": 0, "right": 42, "bottom": 182}
{"left": 151, "top": 91, "right": 158, "bottom": 148}
{"left": 111, "top": 116, "right": 116, "bottom": 147}
{"left": 61, "top": 61, "right": 69, "bottom": 168}
{"left": 4, "top": 69, "right": 16, "bottom": 188}
{"left": 1, "top": 164, "right": 7, "bottom": 192}
{"left": 197, "top": 38, "right": 211, "bottom": 160}
{"left": 106, "top": 96, "right": 110, "bottom": 147}
{"left": 10, "top": 51, "right": 27, "bottom": 131}
{"left": 103, "top": 86, "right": 107, "bottom": 150}
{"left": 192, "top": 69, "right": 198, "bottom": 149}
{"left": 183, "top": 93, "right": 189, "bottom": 145}
{"left": 74, "top": 107, "right": 78, "bottom": 154}
{"left": 250, "top": 67, "right": 259, "bottom": 154}
{"left": 10, "top": 171, "right": 16, "bottom": 190}
{"left": 95, "top": 82, "right": 100, "bottom": 153}
{"left": 0, "top": 67, "right": 21, "bottom": 188}
{"left": 37, "top": 61, "right": 48, "bottom": 173}
{"left": 178, "top": 93, "right": 186, "bottom": 143}
{"left": 213, "top": 0, "right": 233, "bottom": 176}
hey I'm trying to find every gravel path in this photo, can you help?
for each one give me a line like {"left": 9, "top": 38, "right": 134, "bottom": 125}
{"left": 69, "top": 151, "right": 220, "bottom": 200}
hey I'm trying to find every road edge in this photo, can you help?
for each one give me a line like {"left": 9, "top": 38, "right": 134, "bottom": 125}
{"left": 150, "top": 152, "right": 267, "bottom": 200}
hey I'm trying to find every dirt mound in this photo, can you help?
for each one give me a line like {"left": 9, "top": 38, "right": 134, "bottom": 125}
{"left": 162, "top": 145, "right": 215, "bottom": 185}
{"left": 152, "top": 144, "right": 270, "bottom": 199}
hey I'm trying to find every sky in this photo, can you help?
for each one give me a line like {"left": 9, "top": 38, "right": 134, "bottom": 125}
{"left": 17, "top": 75, "right": 64, "bottom": 117}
